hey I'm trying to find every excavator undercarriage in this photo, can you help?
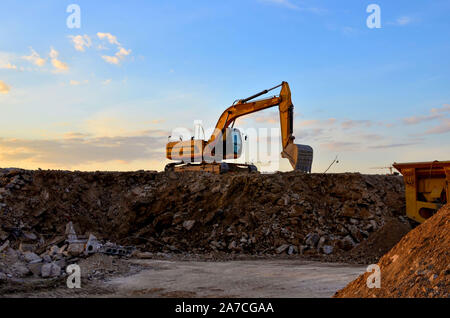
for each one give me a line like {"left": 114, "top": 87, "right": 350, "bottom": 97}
{"left": 165, "top": 82, "right": 313, "bottom": 174}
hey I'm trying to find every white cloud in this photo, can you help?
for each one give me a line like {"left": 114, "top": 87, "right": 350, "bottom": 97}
{"left": 69, "top": 35, "right": 92, "bottom": 52}
{"left": 396, "top": 16, "right": 413, "bottom": 26}
{"left": 102, "top": 79, "right": 112, "bottom": 85}
{"left": 260, "top": 0, "right": 299, "bottom": 10}
{"left": 0, "top": 80, "right": 11, "bottom": 94}
{"left": 97, "top": 32, "right": 120, "bottom": 46}
{"left": 258, "top": 0, "right": 324, "bottom": 13}
{"left": 22, "top": 48, "right": 46, "bottom": 67}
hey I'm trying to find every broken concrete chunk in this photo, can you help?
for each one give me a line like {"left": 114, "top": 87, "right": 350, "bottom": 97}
{"left": 183, "top": 220, "right": 196, "bottom": 231}
{"left": 22, "top": 232, "right": 38, "bottom": 241}
{"left": 0, "top": 240, "right": 10, "bottom": 253}
{"left": 65, "top": 221, "right": 78, "bottom": 242}
{"left": 85, "top": 234, "right": 101, "bottom": 255}
{"left": 322, "top": 245, "right": 334, "bottom": 255}
{"left": 276, "top": 244, "right": 289, "bottom": 254}
{"left": 67, "top": 243, "right": 85, "bottom": 256}
{"left": 305, "top": 233, "right": 320, "bottom": 248}
{"left": 28, "top": 262, "right": 43, "bottom": 277}
{"left": 23, "top": 251, "right": 42, "bottom": 264}
{"left": 41, "top": 263, "right": 61, "bottom": 278}
{"left": 287, "top": 245, "right": 298, "bottom": 255}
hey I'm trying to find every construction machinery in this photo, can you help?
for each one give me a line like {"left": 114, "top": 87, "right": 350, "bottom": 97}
{"left": 393, "top": 161, "right": 450, "bottom": 223}
{"left": 165, "top": 82, "right": 313, "bottom": 173}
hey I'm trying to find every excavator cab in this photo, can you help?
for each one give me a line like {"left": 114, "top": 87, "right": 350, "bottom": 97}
{"left": 221, "top": 127, "right": 243, "bottom": 159}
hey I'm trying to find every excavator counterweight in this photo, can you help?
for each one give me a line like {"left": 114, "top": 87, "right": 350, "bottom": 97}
{"left": 165, "top": 82, "right": 313, "bottom": 173}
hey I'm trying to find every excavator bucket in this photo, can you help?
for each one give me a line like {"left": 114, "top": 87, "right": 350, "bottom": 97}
{"left": 281, "top": 143, "right": 313, "bottom": 173}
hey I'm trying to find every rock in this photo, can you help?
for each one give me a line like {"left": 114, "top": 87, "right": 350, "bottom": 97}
{"left": 0, "top": 240, "right": 10, "bottom": 253}
{"left": 22, "top": 232, "right": 38, "bottom": 241}
{"left": 65, "top": 221, "right": 78, "bottom": 242}
{"left": 41, "top": 263, "right": 61, "bottom": 278}
{"left": 23, "top": 251, "right": 42, "bottom": 264}
{"left": 0, "top": 229, "right": 8, "bottom": 241}
{"left": 317, "top": 236, "right": 326, "bottom": 250}
{"left": 183, "top": 220, "right": 196, "bottom": 231}
{"left": 67, "top": 243, "right": 85, "bottom": 256}
{"left": 322, "top": 245, "right": 334, "bottom": 255}
{"left": 28, "top": 262, "right": 43, "bottom": 276}
{"left": 42, "top": 255, "right": 52, "bottom": 263}
{"left": 85, "top": 234, "right": 101, "bottom": 255}
{"left": 341, "top": 235, "right": 356, "bottom": 251}
{"left": 135, "top": 252, "right": 154, "bottom": 259}
{"left": 12, "top": 262, "right": 31, "bottom": 277}
{"left": 19, "top": 243, "right": 36, "bottom": 252}
{"left": 0, "top": 272, "right": 7, "bottom": 281}
{"left": 228, "top": 241, "right": 237, "bottom": 250}
{"left": 287, "top": 245, "right": 298, "bottom": 255}
{"left": 49, "top": 245, "right": 60, "bottom": 256}
{"left": 276, "top": 244, "right": 289, "bottom": 254}
{"left": 55, "top": 259, "right": 66, "bottom": 270}
{"left": 305, "top": 233, "right": 320, "bottom": 248}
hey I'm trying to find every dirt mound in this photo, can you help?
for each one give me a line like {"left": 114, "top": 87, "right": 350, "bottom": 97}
{"left": 345, "top": 218, "right": 412, "bottom": 264}
{"left": 335, "top": 204, "right": 450, "bottom": 298}
{"left": 0, "top": 168, "right": 407, "bottom": 263}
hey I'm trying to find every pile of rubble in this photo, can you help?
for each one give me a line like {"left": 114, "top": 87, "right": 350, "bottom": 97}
{"left": 0, "top": 221, "right": 133, "bottom": 282}
{"left": 0, "top": 168, "right": 408, "bottom": 272}
{"left": 335, "top": 204, "right": 449, "bottom": 298}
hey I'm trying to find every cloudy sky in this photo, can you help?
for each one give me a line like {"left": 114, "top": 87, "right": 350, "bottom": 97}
{"left": 0, "top": 0, "right": 449, "bottom": 173}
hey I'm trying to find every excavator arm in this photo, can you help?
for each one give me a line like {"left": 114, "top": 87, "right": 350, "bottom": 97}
{"left": 205, "top": 82, "right": 313, "bottom": 172}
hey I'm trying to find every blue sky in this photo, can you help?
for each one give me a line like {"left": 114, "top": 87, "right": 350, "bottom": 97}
{"left": 0, "top": 0, "right": 449, "bottom": 172}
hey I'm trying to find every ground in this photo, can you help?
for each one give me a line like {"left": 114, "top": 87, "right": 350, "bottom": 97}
{"left": 1, "top": 256, "right": 366, "bottom": 298}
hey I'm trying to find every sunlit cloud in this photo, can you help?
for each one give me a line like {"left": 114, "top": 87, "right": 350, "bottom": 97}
{"left": 0, "top": 63, "right": 17, "bottom": 70}
{"left": 403, "top": 104, "right": 449, "bottom": 125}
{"left": 22, "top": 47, "right": 46, "bottom": 67}
{"left": 425, "top": 118, "right": 450, "bottom": 135}
{"left": 69, "top": 34, "right": 92, "bottom": 52}
{"left": 0, "top": 80, "right": 11, "bottom": 94}
{"left": 49, "top": 47, "right": 69, "bottom": 72}
{"left": 97, "top": 32, "right": 120, "bottom": 46}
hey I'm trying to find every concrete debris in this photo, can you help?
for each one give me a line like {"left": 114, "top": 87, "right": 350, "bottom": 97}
{"left": 276, "top": 244, "right": 289, "bottom": 254}
{"left": 65, "top": 221, "right": 78, "bottom": 242}
{"left": 23, "top": 251, "right": 42, "bottom": 264}
{"left": 183, "top": 220, "right": 196, "bottom": 231}
{"left": 85, "top": 234, "right": 101, "bottom": 255}
{"left": 41, "top": 262, "right": 61, "bottom": 278}
{"left": 0, "top": 168, "right": 411, "bottom": 284}
{"left": 0, "top": 240, "right": 9, "bottom": 253}
{"left": 67, "top": 243, "right": 85, "bottom": 256}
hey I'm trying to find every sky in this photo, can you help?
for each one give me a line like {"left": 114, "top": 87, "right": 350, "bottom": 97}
{"left": 0, "top": 0, "right": 449, "bottom": 173}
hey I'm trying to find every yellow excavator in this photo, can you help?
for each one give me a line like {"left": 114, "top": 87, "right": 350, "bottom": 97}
{"left": 165, "top": 81, "right": 313, "bottom": 173}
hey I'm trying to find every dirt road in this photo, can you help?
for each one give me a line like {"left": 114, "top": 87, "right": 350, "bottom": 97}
{"left": 107, "top": 259, "right": 366, "bottom": 298}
